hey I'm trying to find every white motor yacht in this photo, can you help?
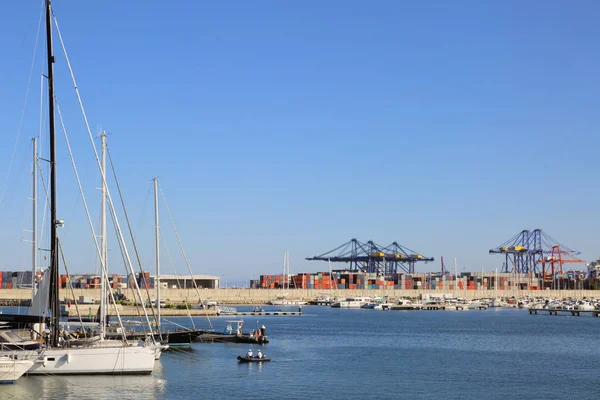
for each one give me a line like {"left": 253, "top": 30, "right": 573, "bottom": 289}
{"left": 373, "top": 303, "right": 392, "bottom": 310}
{"left": 331, "top": 297, "right": 372, "bottom": 308}
{"left": 268, "top": 299, "right": 308, "bottom": 306}
{"left": 390, "top": 299, "right": 422, "bottom": 310}
{"left": 574, "top": 301, "right": 595, "bottom": 311}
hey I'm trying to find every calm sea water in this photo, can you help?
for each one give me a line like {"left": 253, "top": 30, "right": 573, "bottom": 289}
{"left": 1, "top": 306, "right": 599, "bottom": 400}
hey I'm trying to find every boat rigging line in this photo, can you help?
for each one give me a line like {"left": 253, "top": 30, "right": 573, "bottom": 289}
{"left": 52, "top": 13, "right": 157, "bottom": 340}
{"left": 57, "top": 237, "right": 94, "bottom": 339}
{"left": 159, "top": 224, "right": 197, "bottom": 329}
{"left": 159, "top": 186, "right": 214, "bottom": 329}
{"left": 0, "top": 0, "right": 44, "bottom": 221}
{"left": 54, "top": 99, "right": 129, "bottom": 342}
{"left": 106, "top": 145, "right": 162, "bottom": 331}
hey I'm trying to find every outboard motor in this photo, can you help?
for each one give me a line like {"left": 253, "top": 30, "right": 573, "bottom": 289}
{"left": 260, "top": 325, "right": 266, "bottom": 337}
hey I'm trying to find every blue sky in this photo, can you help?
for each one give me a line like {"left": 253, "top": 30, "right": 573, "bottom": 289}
{"left": 0, "top": 1, "right": 598, "bottom": 282}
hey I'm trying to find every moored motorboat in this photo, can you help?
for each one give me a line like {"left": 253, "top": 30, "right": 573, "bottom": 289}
{"left": 373, "top": 303, "right": 392, "bottom": 311}
{"left": 332, "top": 297, "right": 372, "bottom": 309}
{"left": 267, "top": 299, "right": 307, "bottom": 306}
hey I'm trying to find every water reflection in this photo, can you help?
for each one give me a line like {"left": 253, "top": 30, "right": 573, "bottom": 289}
{"left": 239, "top": 361, "right": 264, "bottom": 374}
{"left": 0, "top": 362, "right": 164, "bottom": 400}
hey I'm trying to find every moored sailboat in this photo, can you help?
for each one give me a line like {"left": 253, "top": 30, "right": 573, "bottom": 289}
{"left": 0, "top": 357, "right": 33, "bottom": 384}
{"left": 0, "top": 0, "right": 158, "bottom": 375}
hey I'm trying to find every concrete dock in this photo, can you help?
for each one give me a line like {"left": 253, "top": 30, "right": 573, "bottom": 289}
{"left": 64, "top": 305, "right": 219, "bottom": 318}
{"left": 219, "top": 310, "right": 302, "bottom": 316}
{"left": 528, "top": 308, "right": 600, "bottom": 317}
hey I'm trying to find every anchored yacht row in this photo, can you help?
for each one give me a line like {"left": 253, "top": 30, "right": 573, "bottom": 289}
{"left": 311, "top": 293, "right": 600, "bottom": 313}
{"left": 312, "top": 294, "right": 515, "bottom": 310}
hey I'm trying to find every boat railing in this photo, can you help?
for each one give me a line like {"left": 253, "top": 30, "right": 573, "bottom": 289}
{"left": 0, "top": 342, "right": 41, "bottom": 353}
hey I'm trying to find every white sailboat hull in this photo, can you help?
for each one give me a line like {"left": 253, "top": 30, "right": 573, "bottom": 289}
{"left": 26, "top": 344, "right": 156, "bottom": 375}
{"left": 0, "top": 357, "right": 34, "bottom": 383}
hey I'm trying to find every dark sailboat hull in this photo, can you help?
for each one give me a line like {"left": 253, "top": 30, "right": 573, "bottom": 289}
{"left": 195, "top": 332, "right": 269, "bottom": 344}
{"left": 111, "top": 329, "right": 205, "bottom": 346}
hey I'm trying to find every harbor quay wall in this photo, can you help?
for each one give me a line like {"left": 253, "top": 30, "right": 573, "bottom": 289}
{"left": 0, "top": 288, "right": 599, "bottom": 304}
{"left": 64, "top": 305, "right": 218, "bottom": 318}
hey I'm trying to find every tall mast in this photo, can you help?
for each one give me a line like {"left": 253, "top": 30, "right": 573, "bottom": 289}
{"left": 285, "top": 251, "right": 288, "bottom": 291}
{"left": 32, "top": 137, "right": 37, "bottom": 297}
{"left": 99, "top": 132, "right": 107, "bottom": 340}
{"left": 454, "top": 258, "right": 457, "bottom": 298}
{"left": 153, "top": 177, "right": 160, "bottom": 330}
{"left": 282, "top": 251, "right": 286, "bottom": 293}
{"left": 46, "top": 0, "right": 59, "bottom": 348}
{"left": 328, "top": 258, "right": 333, "bottom": 299}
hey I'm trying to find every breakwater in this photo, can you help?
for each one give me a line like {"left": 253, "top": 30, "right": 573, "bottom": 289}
{"left": 0, "top": 288, "right": 597, "bottom": 304}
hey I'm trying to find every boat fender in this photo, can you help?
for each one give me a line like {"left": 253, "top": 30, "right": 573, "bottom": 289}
{"left": 67, "top": 352, "right": 72, "bottom": 363}
{"left": 43, "top": 357, "right": 48, "bottom": 368}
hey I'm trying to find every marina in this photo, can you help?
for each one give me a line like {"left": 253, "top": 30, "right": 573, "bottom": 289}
{"left": 2, "top": 306, "right": 600, "bottom": 399}
{"left": 0, "top": 0, "right": 596, "bottom": 398}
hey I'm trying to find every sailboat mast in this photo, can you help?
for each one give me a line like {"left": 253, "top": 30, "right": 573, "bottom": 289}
{"left": 454, "top": 258, "right": 457, "bottom": 298}
{"left": 328, "top": 259, "right": 333, "bottom": 299}
{"left": 154, "top": 177, "right": 160, "bottom": 329}
{"left": 46, "top": 0, "right": 60, "bottom": 348}
{"left": 32, "top": 137, "right": 37, "bottom": 297}
{"left": 282, "top": 251, "right": 286, "bottom": 293}
{"left": 99, "top": 132, "right": 107, "bottom": 340}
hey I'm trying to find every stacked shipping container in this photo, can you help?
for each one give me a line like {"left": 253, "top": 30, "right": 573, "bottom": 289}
{"left": 258, "top": 272, "right": 560, "bottom": 290}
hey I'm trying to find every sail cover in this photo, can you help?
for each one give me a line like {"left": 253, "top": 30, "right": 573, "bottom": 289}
{"left": 28, "top": 268, "right": 50, "bottom": 317}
